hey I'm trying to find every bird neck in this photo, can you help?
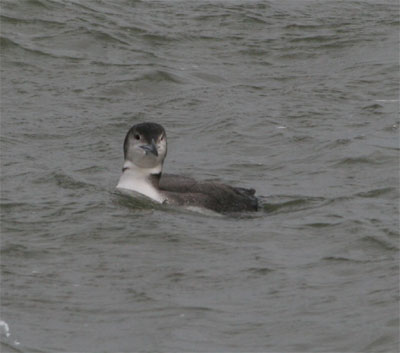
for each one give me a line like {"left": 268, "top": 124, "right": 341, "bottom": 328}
{"left": 117, "top": 161, "right": 164, "bottom": 202}
{"left": 122, "top": 160, "right": 162, "bottom": 176}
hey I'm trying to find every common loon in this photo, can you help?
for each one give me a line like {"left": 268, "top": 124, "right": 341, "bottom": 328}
{"left": 116, "top": 122, "right": 258, "bottom": 213}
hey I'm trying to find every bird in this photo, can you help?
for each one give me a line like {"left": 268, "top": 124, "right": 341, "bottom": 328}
{"left": 116, "top": 122, "right": 258, "bottom": 213}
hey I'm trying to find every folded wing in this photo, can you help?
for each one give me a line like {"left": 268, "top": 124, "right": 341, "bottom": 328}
{"left": 159, "top": 173, "right": 258, "bottom": 213}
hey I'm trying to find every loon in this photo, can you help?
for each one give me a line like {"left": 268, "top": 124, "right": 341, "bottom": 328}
{"left": 116, "top": 122, "right": 258, "bottom": 213}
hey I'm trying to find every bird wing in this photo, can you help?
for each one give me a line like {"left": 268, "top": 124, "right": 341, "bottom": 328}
{"left": 159, "top": 173, "right": 197, "bottom": 192}
{"left": 159, "top": 173, "right": 258, "bottom": 212}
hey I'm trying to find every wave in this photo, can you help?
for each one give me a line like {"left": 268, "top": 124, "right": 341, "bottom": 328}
{"left": 0, "top": 35, "right": 84, "bottom": 60}
{"left": 261, "top": 196, "right": 326, "bottom": 214}
{"left": 332, "top": 151, "right": 395, "bottom": 166}
{"left": 33, "top": 172, "right": 94, "bottom": 191}
{"left": 360, "top": 235, "right": 399, "bottom": 251}
{"left": 322, "top": 256, "right": 369, "bottom": 264}
{"left": 132, "top": 70, "right": 185, "bottom": 84}
{"left": 243, "top": 267, "right": 274, "bottom": 276}
{"left": 355, "top": 187, "right": 397, "bottom": 198}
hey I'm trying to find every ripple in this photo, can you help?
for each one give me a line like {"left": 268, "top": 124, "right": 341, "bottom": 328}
{"left": 363, "top": 103, "right": 384, "bottom": 111}
{"left": 356, "top": 187, "right": 397, "bottom": 198}
{"left": 324, "top": 138, "right": 352, "bottom": 148}
{"left": 1, "top": 0, "right": 398, "bottom": 352}
{"left": 36, "top": 172, "right": 93, "bottom": 190}
{"left": 142, "top": 32, "right": 178, "bottom": 43}
{"left": 322, "top": 256, "right": 369, "bottom": 264}
{"left": 133, "top": 70, "right": 186, "bottom": 84}
{"left": 243, "top": 267, "right": 274, "bottom": 276}
{"left": 333, "top": 152, "right": 393, "bottom": 166}
{"left": 125, "top": 289, "right": 155, "bottom": 303}
{"left": 304, "top": 222, "right": 339, "bottom": 228}
{"left": 262, "top": 196, "right": 326, "bottom": 214}
{"left": 289, "top": 34, "right": 338, "bottom": 43}
{"left": 360, "top": 235, "right": 398, "bottom": 251}
{"left": 0, "top": 13, "right": 64, "bottom": 27}
{"left": 0, "top": 34, "right": 84, "bottom": 60}
{"left": 0, "top": 243, "right": 51, "bottom": 258}
{"left": 191, "top": 72, "right": 227, "bottom": 84}
{"left": 0, "top": 36, "right": 21, "bottom": 50}
{"left": 362, "top": 333, "right": 399, "bottom": 353}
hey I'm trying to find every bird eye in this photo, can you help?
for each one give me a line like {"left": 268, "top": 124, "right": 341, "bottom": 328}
{"left": 134, "top": 134, "right": 140, "bottom": 140}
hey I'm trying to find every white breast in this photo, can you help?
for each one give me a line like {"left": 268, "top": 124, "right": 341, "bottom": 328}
{"left": 117, "top": 169, "right": 165, "bottom": 203}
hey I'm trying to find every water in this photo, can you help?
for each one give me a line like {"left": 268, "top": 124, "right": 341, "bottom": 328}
{"left": 1, "top": 0, "right": 399, "bottom": 352}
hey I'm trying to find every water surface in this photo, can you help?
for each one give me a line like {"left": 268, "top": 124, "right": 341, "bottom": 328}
{"left": 1, "top": 0, "right": 399, "bottom": 352}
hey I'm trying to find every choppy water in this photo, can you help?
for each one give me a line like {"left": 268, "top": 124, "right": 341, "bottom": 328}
{"left": 1, "top": 0, "right": 399, "bottom": 352}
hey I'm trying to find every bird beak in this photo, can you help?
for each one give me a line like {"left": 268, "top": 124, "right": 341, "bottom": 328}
{"left": 140, "top": 139, "right": 158, "bottom": 157}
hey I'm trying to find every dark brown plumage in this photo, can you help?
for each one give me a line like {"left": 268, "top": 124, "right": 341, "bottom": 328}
{"left": 158, "top": 173, "right": 258, "bottom": 213}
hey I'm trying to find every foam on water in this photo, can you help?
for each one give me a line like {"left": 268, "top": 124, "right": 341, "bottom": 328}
{"left": 0, "top": 320, "right": 20, "bottom": 347}
{"left": 0, "top": 320, "right": 10, "bottom": 337}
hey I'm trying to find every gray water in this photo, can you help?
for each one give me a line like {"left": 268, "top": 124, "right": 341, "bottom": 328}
{"left": 1, "top": 0, "right": 399, "bottom": 352}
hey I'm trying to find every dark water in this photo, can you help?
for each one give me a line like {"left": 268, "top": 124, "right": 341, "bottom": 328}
{"left": 1, "top": 0, "right": 399, "bottom": 352}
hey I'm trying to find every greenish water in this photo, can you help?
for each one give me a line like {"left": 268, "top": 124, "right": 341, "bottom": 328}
{"left": 1, "top": 0, "right": 399, "bottom": 352}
